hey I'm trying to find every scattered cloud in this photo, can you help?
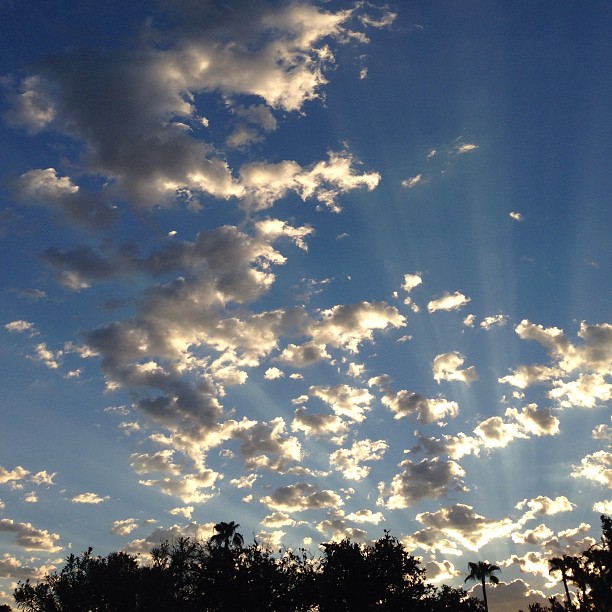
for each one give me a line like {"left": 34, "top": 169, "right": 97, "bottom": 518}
{"left": 427, "top": 291, "right": 470, "bottom": 313}
{"left": 71, "top": 492, "right": 109, "bottom": 504}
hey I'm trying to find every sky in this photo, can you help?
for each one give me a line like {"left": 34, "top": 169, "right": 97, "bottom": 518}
{"left": 0, "top": 1, "right": 610, "bottom": 610}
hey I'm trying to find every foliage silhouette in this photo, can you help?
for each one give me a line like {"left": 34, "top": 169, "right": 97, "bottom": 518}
{"left": 464, "top": 560, "right": 501, "bottom": 612}
{"left": 13, "top": 529, "right": 483, "bottom": 612}
{"left": 12, "top": 517, "right": 609, "bottom": 612}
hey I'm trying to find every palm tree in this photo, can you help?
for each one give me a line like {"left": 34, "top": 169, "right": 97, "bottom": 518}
{"left": 464, "top": 561, "right": 500, "bottom": 612}
{"left": 210, "top": 521, "right": 245, "bottom": 550}
{"left": 549, "top": 556, "right": 574, "bottom": 610}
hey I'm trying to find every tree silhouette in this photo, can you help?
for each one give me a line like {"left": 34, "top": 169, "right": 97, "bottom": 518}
{"left": 548, "top": 556, "right": 574, "bottom": 609}
{"left": 464, "top": 561, "right": 500, "bottom": 612}
{"left": 210, "top": 521, "right": 244, "bottom": 550}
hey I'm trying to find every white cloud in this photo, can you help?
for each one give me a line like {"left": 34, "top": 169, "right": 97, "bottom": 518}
{"left": 0, "top": 519, "right": 61, "bottom": 551}
{"left": 432, "top": 352, "right": 477, "bottom": 384}
{"left": 260, "top": 482, "right": 343, "bottom": 512}
{"left": 72, "top": 492, "right": 109, "bottom": 504}
{"left": 311, "top": 301, "right": 406, "bottom": 353}
{"left": 427, "top": 291, "right": 470, "bottom": 313}
{"left": 411, "top": 503, "right": 520, "bottom": 552}
{"left": 111, "top": 518, "right": 139, "bottom": 536}
{"left": 516, "top": 495, "right": 575, "bottom": 520}
{"left": 380, "top": 387, "right": 459, "bottom": 424}
{"left": 378, "top": 458, "right": 466, "bottom": 508}
{"left": 291, "top": 408, "right": 349, "bottom": 438}
{"left": 309, "top": 384, "right": 373, "bottom": 422}
{"left": 168, "top": 506, "right": 194, "bottom": 519}
{"left": 548, "top": 373, "right": 611, "bottom": 408}
{"left": 593, "top": 500, "right": 612, "bottom": 513}
{"left": 264, "top": 367, "right": 284, "bottom": 380}
{"left": 401, "top": 174, "right": 422, "bottom": 188}
{"left": 480, "top": 314, "right": 508, "bottom": 330}
{"left": 0, "top": 465, "right": 29, "bottom": 485}
{"left": 455, "top": 143, "right": 478, "bottom": 154}
{"left": 4, "top": 320, "right": 37, "bottom": 334}
{"left": 509, "top": 211, "right": 524, "bottom": 222}
{"left": 329, "top": 439, "right": 388, "bottom": 480}
{"left": 571, "top": 450, "right": 611, "bottom": 487}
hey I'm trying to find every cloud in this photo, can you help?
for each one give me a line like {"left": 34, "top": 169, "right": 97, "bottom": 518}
{"left": 548, "top": 373, "right": 611, "bottom": 408}
{"left": 6, "top": 2, "right": 384, "bottom": 216}
{"left": 31, "top": 343, "right": 61, "bottom": 369}
{"left": 309, "top": 384, "right": 374, "bottom": 422}
{"left": 291, "top": 407, "right": 349, "bottom": 438}
{"left": 138, "top": 471, "right": 218, "bottom": 504}
{"left": 480, "top": 314, "right": 508, "bottom": 330}
{"left": 401, "top": 273, "right": 422, "bottom": 312}
{"left": 0, "top": 554, "right": 56, "bottom": 582}
{"left": 409, "top": 431, "right": 481, "bottom": 460}
{"left": 168, "top": 506, "right": 194, "bottom": 519}
{"left": 310, "top": 301, "right": 406, "bottom": 353}
{"left": 124, "top": 521, "right": 215, "bottom": 557}
{"left": 427, "top": 291, "right": 470, "bottom": 313}
{"left": 401, "top": 174, "right": 422, "bottom": 188}
{"left": 277, "top": 342, "right": 331, "bottom": 367}
{"left": 469, "top": 579, "right": 552, "bottom": 612}
{"left": 432, "top": 352, "right": 477, "bottom": 384}
{"left": 111, "top": 518, "right": 139, "bottom": 536}
{"left": 571, "top": 450, "right": 611, "bottom": 487}
{"left": 260, "top": 482, "right": 343, "bottom": 512}
{"left": 329, "top": 439, "right": 388, "bottom": 480}
{"left": 264, "top": 367, "right": 284, "bottom": 380}
{"left": 0, "top": 465, "right": 29, "bottom": 485}
{"left": 379, "top": 387, "right": 459, "bottom": 424}
{"left": 12, "top": 168, "right": 118, "bottom": 228}
{"left": 130, "top": 450, "right": 182, "bottom": 475}
{"left": 593, "top": 500, "right": 612, "bottom": 513}
{"left": 261, "top": 512, "right": 297, "bottom": 529}
{"left": 231, "top": 417, "right": 303, "bottom": 472}
{"left": 71, "top": 492, "right": 109, "bottom": 504}
{"left": 455, "top": 143, "right": 478, "bottom": 154}
{"left": 4, "top": 320, "right": 37, "bottom": 334}
{"left": 509, "top": 211, "right": 524, "bottom": 222}
{"left": 409, "top": 503, "right": 519, "bottom": 552}
{"left": 0, "top": 519, "right": 61, "bottom": 551}
{"left": 377, "top": 458, "right": 467, "bottom": 508}
{"left": 516, "top": 495, "right": 575, "bottom": 521}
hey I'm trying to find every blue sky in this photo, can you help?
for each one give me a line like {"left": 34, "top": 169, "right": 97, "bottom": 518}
{"left": 0, "top": 1, "right": 610, "bottom": 610}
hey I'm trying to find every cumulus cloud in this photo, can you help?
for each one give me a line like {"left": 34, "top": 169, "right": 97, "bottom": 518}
{"left": 377, "top": 458, "right": 466, "bottom": 508}
{"left": 4, "top": 320, "right": 37, "bottom": 334}
{"left": 480, "top": 314, "right": 508, "bottom": 330}
{"left": 111, "top": 518, "right": 139, "bottom": 536}
{"left": 593, "top": 500, "right": 612, "bottom": 513}
{"left": 409, "top": 431, "right": 481, "bottom": 460}
{"left": 509, "top": 211, "right": 524, "bottom": 222}
{"left": 379, "top": 387, "right": 459, "bottom": 424}
{"left": 571, "top": 450, "right": 611, "bottom": 487}
{"left": 6, "top": 2, "right": 387, "bottom": 214}
{"left": 432, "top": 352, "right": 477, "bottom": 384}
{"left": 0, "top": 519, "right": 61, "bottom": 551}
{"left": 0, "top": 465, "right": 29, "bottom": 485}
{"left": 72, "top": 492, "right": 109, "bottom": 504}
{"left": 310, "top": 301, "right": 406, "bottom": 353}
{"left": 309, "top": 384, "right": 374, "bottom": 422}
{"left": 329, "top": 439, "right": 388, "bottom": 480}
{"left": 260, "top": 482, "right": 343, "bottom": 512}
{"left": 401, "top": 273, "right": 422, "bottom": 312}
{"left": 408, "top": 504, "right": 519, "bottom": 552}
{"left": 427, "top": 291, "right": 470, "bottom": 313}
{"left": 516, "top": 495, "right": 575, "bottom": 521}
{"left": 291, "top": 407, "right": 349, "bottom": 438}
